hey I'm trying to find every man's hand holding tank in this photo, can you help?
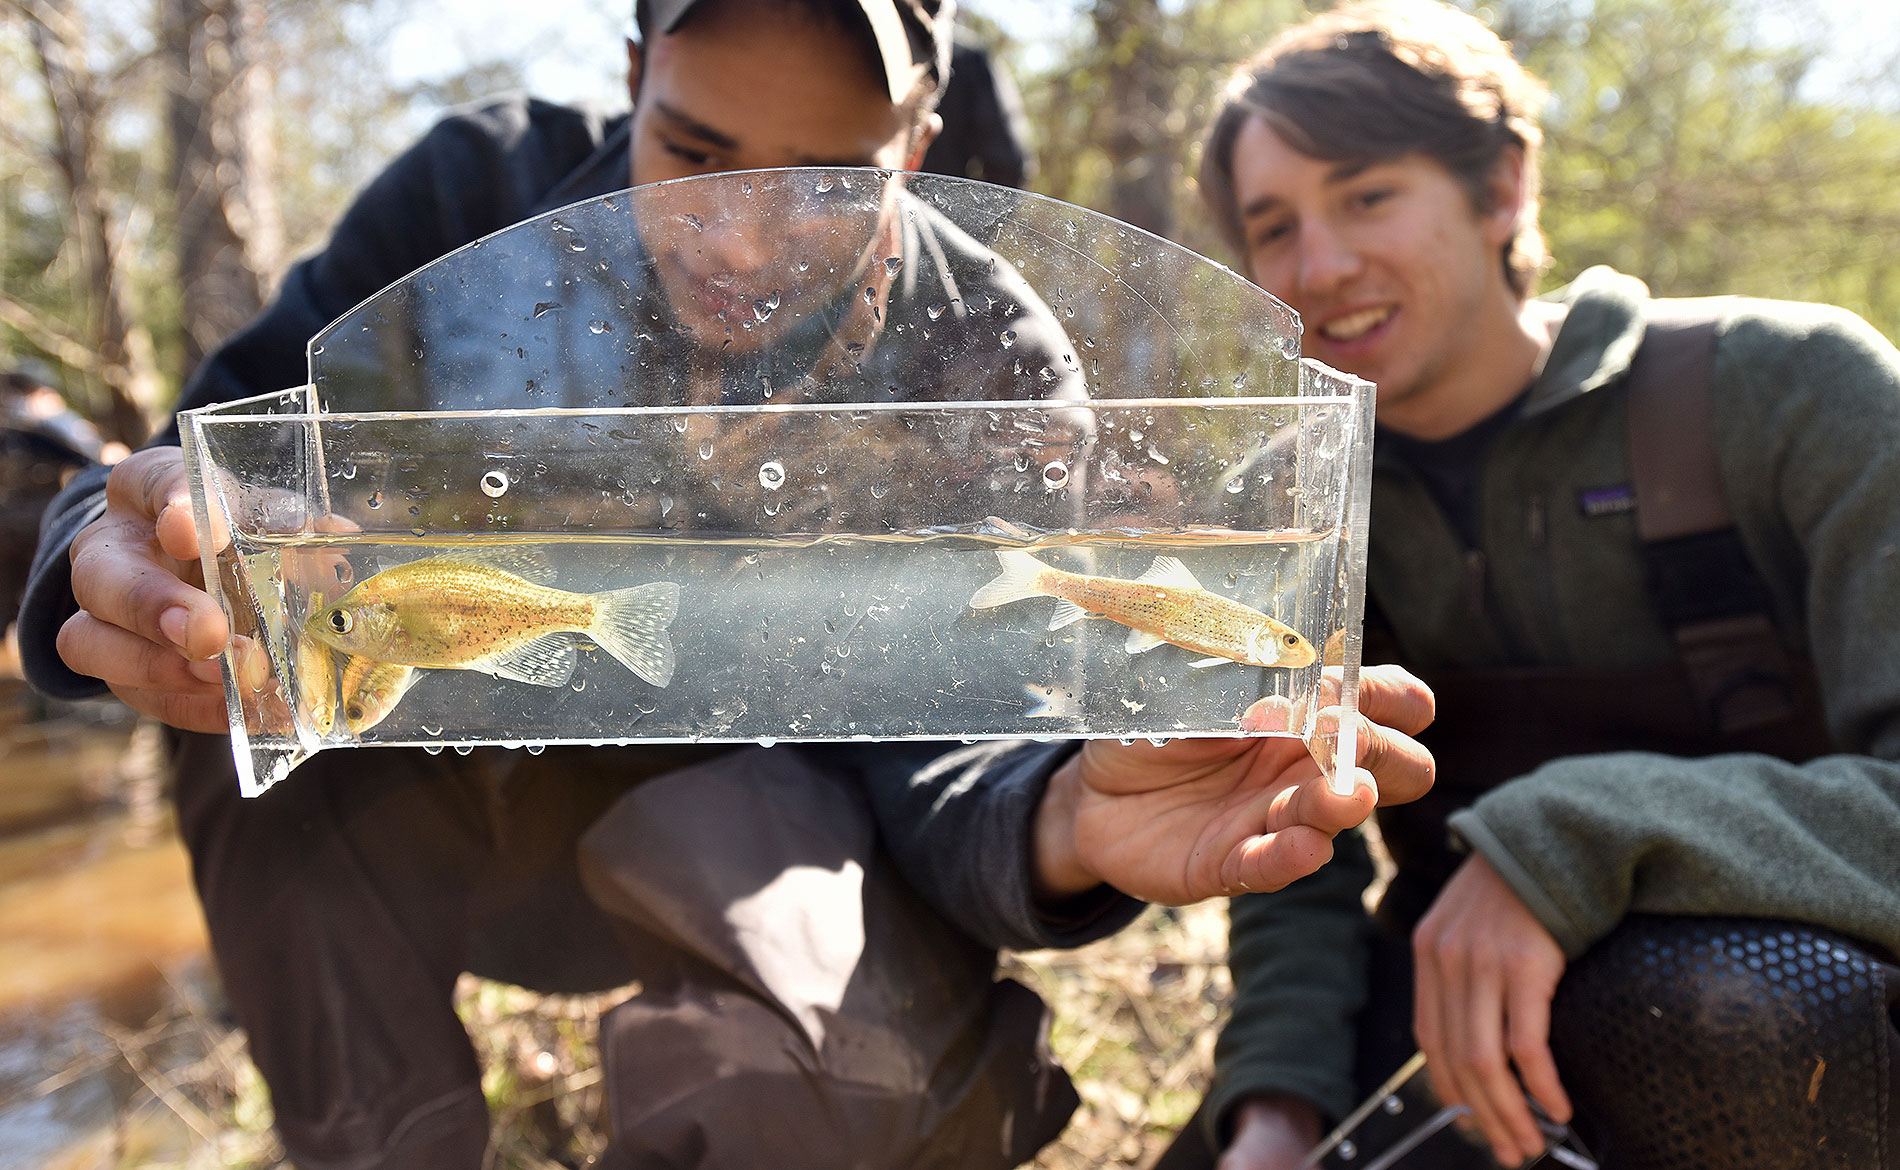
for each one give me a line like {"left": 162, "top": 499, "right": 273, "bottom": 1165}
{"left": 1037, "top": 664, "right": 1435, "bottom": 905}
{"left": 60, "top": 447, "right": 238, "bottom": 732}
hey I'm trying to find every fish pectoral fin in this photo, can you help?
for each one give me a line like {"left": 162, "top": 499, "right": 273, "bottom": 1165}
{"left": 1188, "top": 655, "right": 1235, "bottom": 669}
{"left": 1124, "top": 628, "right": 1166, "bottom": 654}
{"left": 475, "top": 634, "right": 579, "bottom": 688}
{"left": 1047, "top": 599, "right": 1090, "bottom": 630}
{"left": 1136, "top": 555, "right": 1202, "bottom": 590}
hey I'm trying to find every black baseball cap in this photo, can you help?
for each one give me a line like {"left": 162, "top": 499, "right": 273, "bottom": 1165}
{"left": 642, "top": 0, "right": 955, "bottom": 103}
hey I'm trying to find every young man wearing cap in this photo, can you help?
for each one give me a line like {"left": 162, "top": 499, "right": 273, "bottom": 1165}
{"left": 18, "top": 2, "right": 1436, "bottom": 1167}
{"left": 1167, "top": 2, "right": 1900, "bottom": 1168}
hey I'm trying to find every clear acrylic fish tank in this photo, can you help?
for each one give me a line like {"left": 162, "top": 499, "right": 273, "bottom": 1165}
{"left": 179, "top": 168, "right": 1374, "bottom": 795}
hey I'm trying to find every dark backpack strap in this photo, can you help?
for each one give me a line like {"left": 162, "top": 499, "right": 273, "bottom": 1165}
{"left": 1625, "top": 300, "right": 1800, "bottom": 733}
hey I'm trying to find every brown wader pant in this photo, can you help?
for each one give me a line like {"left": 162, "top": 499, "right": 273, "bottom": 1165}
{"left": 169, "top": 731, "right": 1077, "bottom": 1169}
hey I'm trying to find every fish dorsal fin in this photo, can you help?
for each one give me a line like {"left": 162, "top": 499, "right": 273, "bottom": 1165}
{"left": 1137, "top": 555, "right": 1201, "bottom": 590}
{"left": 1047, "top": 599, "right": 1090, "bottom": 630}
{"left": 475, "top": 633, "right": 579, "bottom": 688}
{"left": 421, "top": 546, "right": 554, "bottom": 583}
{"left": 1124, "top": 628, "right": 1166, "bottom": 654}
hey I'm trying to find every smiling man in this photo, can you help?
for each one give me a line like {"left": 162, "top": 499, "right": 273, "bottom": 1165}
{"left": 14, "top": 2, "right": 1440, "bottom": 1168}
{"left": 1170, "top": 2, "right": 1900, "bottom": 1169}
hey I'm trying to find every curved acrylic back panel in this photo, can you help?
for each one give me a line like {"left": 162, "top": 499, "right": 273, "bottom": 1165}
{"left": 180, "top": 170, "right": 1371, "bottom": 795}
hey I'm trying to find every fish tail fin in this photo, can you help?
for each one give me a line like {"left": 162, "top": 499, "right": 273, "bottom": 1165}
{"left": 590, "top": 581, "right": 682, "bottom": 687}
{"left": 968, "top": 549, "right": 1050, "bottom": 610}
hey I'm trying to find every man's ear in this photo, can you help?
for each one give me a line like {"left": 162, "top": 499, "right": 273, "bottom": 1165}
{"left": 903, "top": 111, "right": 943, "bottom": 171}
{"left": 1481, "top": 144, "right": 1527, "bottom": 247}
{"left": 626, "top": 37, "right": 645, "bottom": 107}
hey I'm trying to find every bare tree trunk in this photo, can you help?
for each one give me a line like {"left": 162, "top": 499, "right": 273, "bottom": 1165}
{"left": 23, "top": 0, "right": 160, "bottom": 446}
{"left": 1091, "top": 0, "right": 1176, "bottom": 239}
{"left": 165, "top": 0, "right": 278, "bottom": 383}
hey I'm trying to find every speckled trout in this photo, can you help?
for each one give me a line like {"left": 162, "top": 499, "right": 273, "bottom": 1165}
{"left": 307, "top": 557, "right": 681, "bottom": 688}
{"left": 968, "top": 549, "right": 1316, "bottom": 669}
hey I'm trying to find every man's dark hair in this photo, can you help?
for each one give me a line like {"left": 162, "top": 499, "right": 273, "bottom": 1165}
{"left": 1199, "top": 0, "right": 1550, "bottom": 298}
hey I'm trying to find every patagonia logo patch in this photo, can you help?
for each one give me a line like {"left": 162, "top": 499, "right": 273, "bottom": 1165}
{"left": 1578, "top": 484, "right": 1636, "bottom": 517}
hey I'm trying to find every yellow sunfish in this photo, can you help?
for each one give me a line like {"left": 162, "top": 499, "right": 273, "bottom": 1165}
{"left": 307, "top": 557, "right": 680, "bottom": 688}
{"left": 969, "top": 549, "right": 1316, "bottom": 669}
{"left": 340, "top": 654, "right": 420, "bottom": 735}
{"left": 295, "top": 608, "right": 338, "bottom": 736}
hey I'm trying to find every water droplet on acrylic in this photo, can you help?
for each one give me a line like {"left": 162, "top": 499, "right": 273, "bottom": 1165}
{"left": 589, "top": 320, "right": 611, "bottom": 335}
{"left": 532, "top": 301, "right": 561, "bottom": 318}
{"left": 757, "top": 737, "right": 778, "bottom": 748}
{"left": 1337, "top": 1139, "right": 1358, "bottom": 1160}
{"left": 421, "top": 724, "right": 442, "bottom": 736}
{"left": 697, "top": 440, "right": 713, "bottom": 460}
{"left": 862, "top": 285, "right": 877, "bottom": 306}
{"left": 999, "top": 329, "right": 1017, "bottom": 348}
{"left": 1278, "top": 334, "right": 1300, "bottom": 359}
{"left": 759, "top": 461, "right": 786, "bottom": 490}
{"left": 1225, "top": 476, "right": 1245, "bottom": 494}
{"left": 564, "top": 236, "right": 587, "bottom": 253}
{"left": 671, "top": 417, "right": 689, "bottom": 432}
{"left": 869, "top": 482, "right": 889, "bottom": 499}
{"left": 1381, "top": 1095, "right": 1405, "bottom": 1116}
{"left": 926, "top": 302, "right": 947, "bottom": 320}
{"left": 423, "top": 744, "right": 444, "bottom": 755}
{"left": 480, "top": 470, "right": 510, "bottom": 497}
{"left": 753, "top": 291, "right": 780, "bottom": 322}
{"left": 1013, "top": 453, "right": 1031, "bottom": 472}
{"left": 845, "top": 342, "right": 865, "bottom": 358}
{"left": 525, "top": 743, "right": 545, "bottom": 756}
{"left": 367, "top": 491, "right": 384, "bottom": 509}
{"left": 571, "top": 677, "right": 588, "bottom": 692}
{"left": 453, "top": 744, "right": 474, "bottom": 756}
{"left": 684, "top": 212, "right": 704, "bottom": 231}
{"left": 1041, "top": 461, "right": 1070, "bottom": 489}
{"left": 815, "top": 175, "right": 835, "bottom": 193}
{"left": 884, "top": 256, "right": 903, "bottom": 276}
{"left": 1233, "top": 372, "right": 1249, "bottom": 390}
{"left": 340, "top": 462, "right": 357, "bottom": 480}
{"left": 1038, "top": 366, "right": 1056, "bottom": 383}
{"left": 660, "top": 496, "right": 674, "bottom": 517}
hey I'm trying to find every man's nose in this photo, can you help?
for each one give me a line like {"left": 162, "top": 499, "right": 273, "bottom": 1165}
{"left": 693, "top": 203, "right": 774, "bottom": 275}
{"left": 1297, "top": 221, "right": 1362, "bottom": 298}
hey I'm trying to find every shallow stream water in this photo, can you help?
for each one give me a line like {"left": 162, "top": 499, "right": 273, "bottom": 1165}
{"left": 0, "top": 677, "right": 213, "bottom": 1168}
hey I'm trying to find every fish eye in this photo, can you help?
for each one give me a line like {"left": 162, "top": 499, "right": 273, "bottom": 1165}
{"left": 1283, "top": 632, "right": 1300, "bottom": 645}
{"left": 327, "top": 610, "right": 353, "bottom": 634}
{"left": 345, "top": 703, "right": 364, "bottom": 721}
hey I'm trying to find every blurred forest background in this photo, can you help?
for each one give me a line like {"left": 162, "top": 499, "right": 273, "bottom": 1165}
{"left": 3, "top": 0, "right": 1898, "bottom": 445}
{"left": 1, "top": 1, "right": 1896, "bottom": 1165}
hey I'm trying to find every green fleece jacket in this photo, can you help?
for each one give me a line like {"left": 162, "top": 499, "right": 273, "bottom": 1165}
{"left": 1207, "top": 267, "right": 1900, "bottom": 1135}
